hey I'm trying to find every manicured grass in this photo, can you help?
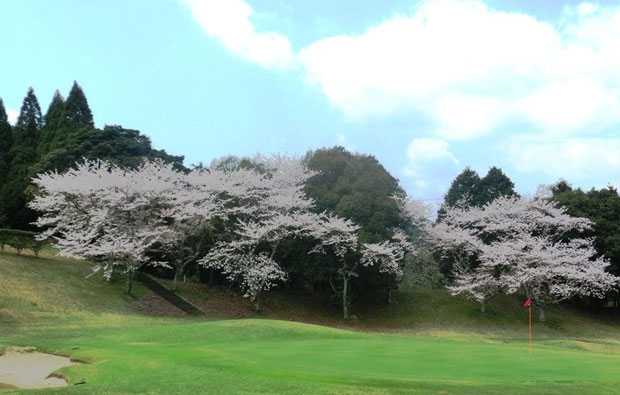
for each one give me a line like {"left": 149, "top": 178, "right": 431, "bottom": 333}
{"left": 4, "top": 319, "right": 620, "bottom": 394}
{"left": 2, "top": 251, "right": 620, "bottom": 393}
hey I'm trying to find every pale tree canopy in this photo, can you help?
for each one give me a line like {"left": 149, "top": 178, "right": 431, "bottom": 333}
{"left": 30, "top": 159, "right": 192, "bottom": 294}
{"left": 428, "top": 196, "right": 618, "bottom": 320}
{"left": 198, "top": 155, "right": 320, "bottom": 311}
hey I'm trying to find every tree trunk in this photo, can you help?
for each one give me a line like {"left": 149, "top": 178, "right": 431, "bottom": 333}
{"left": 125, "top": 271, "right": 133, "bottom": 296}
{"left": 253, "top": 295, "right": 260, "bottom": 313}
{"left": 538, "top": 306, "right": 546, "bottom": 322}
{"left": 342, "top": 276, "right": 350, "bottom": 320}
{"left": 387, "top": 289, "right": 393, "bottom": 304}
{"left": 172, "top": 265, "right": 182, "bottom": 292}
{"left": 208, "top": 268, "right": 214, "bottom": 285}
{"left": 480, "top": 299, "right": 486, "bottom": 313}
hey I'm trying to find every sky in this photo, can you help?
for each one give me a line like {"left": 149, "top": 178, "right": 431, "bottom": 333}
{"left": 2, "top": 0, "right": 620, "bottom": 204}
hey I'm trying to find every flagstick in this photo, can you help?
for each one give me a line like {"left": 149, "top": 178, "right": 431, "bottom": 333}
{"left": 528, "top": 304, "right": 532, "bottom": 353}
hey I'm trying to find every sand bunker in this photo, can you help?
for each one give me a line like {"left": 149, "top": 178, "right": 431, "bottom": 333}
{"left": 0, "top": 346, "right": 79, "bottom": 389}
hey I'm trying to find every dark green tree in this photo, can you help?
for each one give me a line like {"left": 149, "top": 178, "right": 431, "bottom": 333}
{"left": 35, "top": 124, "right": 185, "bottom": 174}
{"left": 551, "top": 184, "right": 620, "bottom": 307}
{"left": 2, "top": 85, "right": 184, "bottom": 229}
{"left": 0, "top": 99, "right": 13, "bottom": 225}
{"left": 0, "top": 99, "right": 12, "bottom": 181}
{"left": 443, "top": 167, "right": 482, "bottom": 208}
{"left": 304, "top": 146, "right": 405, "bottom": 243}
{"left": 2, "top": 88, "right": 43, "bottom": 229}
{"left": 302, "top": 147, "right": 407, "bottom": 306}
{"left": 13, "top": 87, "right": 42, "bottom": 144}
{"left": 61, "top": 81, "right": 93, "bottom": 130}
{"left": 38, "top": 90, "right": 65, "bottom": 155}
{"left": 442, "top": 166, "right": 516, "bottom": 211}
{"left": 478, "top": 166, "right": 516, "bottom": 204}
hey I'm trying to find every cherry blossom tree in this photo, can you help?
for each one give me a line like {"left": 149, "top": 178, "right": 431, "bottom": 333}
{"left": 361, "top": 228, "right": 414, "bottom": 304}
{"left": 429, "top": 196, "right": 619, "bottom": 320}
{"left": 428, "top": 202, "right": 494, "bottom": 312}
{"left": 201, "top": 240, "right": 287, "bottom": 311}
{"left": 30, "top": 159, "right": 189, "bottom": 295}
{"left": 393, "top": 194, "right": 432, "bottom": 227}
{"left": 162, "top": 166, "right": 232, "bottom": 292}
{"left": 309, "top": 213, "right": 361, "bottom": 319}
{"left": 198, "top": 155, "right": 321, "bottom": 311}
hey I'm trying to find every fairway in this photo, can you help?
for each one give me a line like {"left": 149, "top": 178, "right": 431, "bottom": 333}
{"left": 3, "top": 253, "right": 620, "bottom": 394}
{"left": 3, "top": 319, "right": 620, "bottom": 394}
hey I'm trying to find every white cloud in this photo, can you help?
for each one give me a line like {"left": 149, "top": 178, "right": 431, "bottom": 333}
{"left": 403, "top": 138, "right": 459, "bottom": 197}
{"left": 180, "top": 0, "right": 620, "bottom": 193}
{"left": 574, "top": 2, "right": 600, "bottom": 16}
{"left": 297, "top": 0, "right": 620, "bottom": 139}
{"left": 6, "top": 109, "right": 18, "bottom": 125}
{"left": 507, "top": 135, "right": 620, "bottom": 182}
{"left": 181, "top": 0, "right": 620, "bottom": 139}
{"left": 180, "top": 0, "right": 295, "bottom": 70}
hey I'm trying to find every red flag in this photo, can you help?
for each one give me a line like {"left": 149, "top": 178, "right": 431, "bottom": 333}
{"left": 524, "top": 298, "right": 531, "bottom": 307}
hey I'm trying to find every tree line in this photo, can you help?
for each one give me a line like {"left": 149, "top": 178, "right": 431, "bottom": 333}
{"left": 28, "top": 154, "right": 618, "bottom": 321}
{"left": 30, "top": 157, "right": 423, "bottom": 319}
{"left": 0, "top": 83, "right": 184, "bottom": 230}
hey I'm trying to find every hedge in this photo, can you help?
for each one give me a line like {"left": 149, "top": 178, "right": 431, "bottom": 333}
{"left": 0, "top": 229, "right": 46, "bottom": 256}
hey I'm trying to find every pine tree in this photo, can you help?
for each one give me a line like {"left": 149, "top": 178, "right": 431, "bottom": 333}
{"left": 443, "top": 167, "right": 482, "bottom": 208}
{"left": 2, "top": 87, "right": 43, "bottom": 229}
{"left": 38, "top": 82, "right": 94, "bottom": 173}
{"left": 61, "top": 81, "right": 93, "bottom": 130}
{"left": 478, "top": 166, "right": 516, "bottom": 205}
{"left": 0, "top": 99, "right": 13, "bottom": 225}
{"left": 0, "top": 99, "right": 12, "bottom": 182}
{"left": 39, "top": 90, "right": 65, "bottom": 155}
{"left": 14, "top": 87, "right": 42, "bottom": 145}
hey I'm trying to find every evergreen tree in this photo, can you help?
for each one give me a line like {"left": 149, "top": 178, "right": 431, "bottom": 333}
{"left": 302, "top": 146, "right": 407, "bottom": 300}
{"left": 442, "top": 166, "right": 516, "bottom": 211}
{"left": 304, "top": 146, "right": 405, "bottom": 243}
{"left": 443, "top": 167, "right": 482, "bottom": 208}
{"left": 39, "top": 90, "right": 65, "bottom": 155}
{"left": 61, "top": 81, "right": 93, "bottom": 130}
{"left": 552, "top": 185, "right": 620, "bottom": 278}
{"left": 0, "top": 99, "right": 13, "bottom": 225}
{"left": 13, "top": 87, "right": 42, "bottom": 145}
{"left": 478, "top": 166, "right": 516, "bottom": 204}
{"left": 2, "top": 85, "right": 184, "bottom": 227}
{"left": 0, "top": 99, "right": 12, "bottom": 180}
{"left": 2, "top": 88, "right": 43, "bottom": 229}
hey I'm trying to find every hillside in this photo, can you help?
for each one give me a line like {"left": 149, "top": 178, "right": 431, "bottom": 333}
{"left": 0, "top": 250, "right": 167, "bottom": 334}
{"left": 2, "top": 250, "right": 619, "bottom": 338}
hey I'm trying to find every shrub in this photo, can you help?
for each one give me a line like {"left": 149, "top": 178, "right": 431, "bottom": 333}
{"left": 0, "top": 229, "right": 46, "bottom": 256}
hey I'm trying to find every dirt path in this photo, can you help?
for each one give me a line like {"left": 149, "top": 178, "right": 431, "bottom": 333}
{"left": 0, "top": 346, "right": 78, "bottom": 388}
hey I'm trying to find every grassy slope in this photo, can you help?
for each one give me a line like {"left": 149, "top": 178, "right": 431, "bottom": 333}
{"left": 171, "top": 276, "right": 620, "bottom": 339}
{"left": 0, "top": 250, "right": 154, "bottom": 332}
{"left": 2, "top": 251, "right": 620, "bottom": 394}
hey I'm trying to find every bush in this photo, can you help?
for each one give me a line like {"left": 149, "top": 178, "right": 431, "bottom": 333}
{"left": 0, "top": 229, "right": 46, "bottom": 256}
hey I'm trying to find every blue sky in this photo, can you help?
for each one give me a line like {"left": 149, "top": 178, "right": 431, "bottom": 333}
{"left": 2, "top": 0, "right": 620, "bottom": 203}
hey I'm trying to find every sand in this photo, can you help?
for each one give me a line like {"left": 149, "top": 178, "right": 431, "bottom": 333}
{"left": 0, "top": 346, "right": 79, "bottom": 388}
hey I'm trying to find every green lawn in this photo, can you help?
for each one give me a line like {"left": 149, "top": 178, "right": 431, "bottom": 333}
{"left": 2, "top": 251, "right": 620, "bottom": 394}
